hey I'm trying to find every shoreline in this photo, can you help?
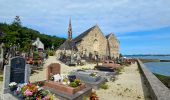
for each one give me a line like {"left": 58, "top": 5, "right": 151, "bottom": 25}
{"left": 153, "top": 73, "right": 170, "bottom": 89}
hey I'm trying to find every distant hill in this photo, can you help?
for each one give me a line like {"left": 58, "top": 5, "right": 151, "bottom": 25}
{"left": 0, "top": 16, "right": 66, "bottom": 51}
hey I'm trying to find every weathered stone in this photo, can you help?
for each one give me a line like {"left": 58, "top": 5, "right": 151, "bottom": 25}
{"left": 58, "top": 22, "right": 120, "bottom": 59}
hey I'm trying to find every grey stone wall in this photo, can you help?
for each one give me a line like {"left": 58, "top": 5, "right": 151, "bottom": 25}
{"left": 137, "top": 59, "right": 170, "bottom": 100}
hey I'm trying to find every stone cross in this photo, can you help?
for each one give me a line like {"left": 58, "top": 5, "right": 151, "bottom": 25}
{"left": 47, "top": 63, "right": 60, "bottom": 81}
{"left": 2, "top": 56, "right": 30, "bottom": 94}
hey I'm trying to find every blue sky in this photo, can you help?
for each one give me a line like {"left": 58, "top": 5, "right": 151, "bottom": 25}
{"left": 0, "top": 0, "right": 170, "bottom": 55}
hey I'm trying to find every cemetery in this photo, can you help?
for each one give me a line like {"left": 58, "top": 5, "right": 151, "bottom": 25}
{"left": 0, "top": 38, "right": 136, "bottom": 100}
{"left": 0, "top": 17, "right": 150, "bottom": 100}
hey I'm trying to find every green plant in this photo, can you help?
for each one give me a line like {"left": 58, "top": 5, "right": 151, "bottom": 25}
{"left": 82, "top": 96, "right": 88, "bottom": 100}
{"left": 116, "top": 67, "right": 124, "bottom": 74}
{"left": 154, "top": 73, "right": 170, "bottom": 89}
{"left": 69, "top": 82, "right": 78, "bottom": 87}
{"left": 47, "top": 50, "right": 55, "bottom": 56}
{"left": 0, "top": 76, "right": 3, "bottom": 81}
{"left": 74, "top": 79, "right": 81, "bottom": 85}
{"left": 100, "top": 83, "right": 108, "bottom": 90}
{"left": 63, "top": 78, "right": 69, "bottom": 83}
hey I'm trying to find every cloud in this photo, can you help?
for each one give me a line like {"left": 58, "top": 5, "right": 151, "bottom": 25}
{"left": 0, "top": 0, "right": 170, "bottom": 37}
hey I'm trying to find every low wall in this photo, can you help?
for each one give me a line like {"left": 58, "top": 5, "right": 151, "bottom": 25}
{"left": 137, "top": 59, "right": 170, "bottom": 100}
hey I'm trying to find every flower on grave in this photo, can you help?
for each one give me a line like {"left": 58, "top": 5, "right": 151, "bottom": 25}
{"left": 24, "top": 89, "right": 33, "bottom": 96}
{"left": 74, "top": 79, "right": 81, "bottom": 85}
{"left": 9, "top": 82, "right": 17, "bottom": 91}
{"left": 69, "top": 79, "right": 82, "bottom": 87}
{"left": 16, "top": 86, "right": 22, "bottom": 92}
{"left": 89, "top": 91, "right": 99, "bottom": 100}
{"left": 8, "top": 81, "right": 53, "bottom": 99}
{"left": 9, "top": 82, "right": 17, "bottom": 87}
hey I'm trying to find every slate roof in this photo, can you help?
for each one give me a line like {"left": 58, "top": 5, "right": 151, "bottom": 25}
{"left": 58, "top": 40, "right": 77, "bottom": 50}
{"left": 74, "top": 25, "right": 97, "bottom": 43}
{"left": 106, "top": 33, "right": 119, "bottom": 42}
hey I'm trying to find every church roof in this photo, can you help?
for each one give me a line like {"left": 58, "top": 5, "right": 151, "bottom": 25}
{"left": 58, "top": 40, "right": 77, "bottom": 50}
{"left": 106, "top": 33, "right": 120, "bottom": 43}
{"left": 74, "top": 25, "right": 98, "bottom": 43}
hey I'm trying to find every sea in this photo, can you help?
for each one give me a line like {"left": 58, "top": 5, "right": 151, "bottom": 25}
{"left": 125, "top": 55, "right": 170, "bottom": 76}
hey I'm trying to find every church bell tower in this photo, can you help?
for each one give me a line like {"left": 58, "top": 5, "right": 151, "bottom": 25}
{"left": 68, "top": 18, "right": 72, "bottom": 41}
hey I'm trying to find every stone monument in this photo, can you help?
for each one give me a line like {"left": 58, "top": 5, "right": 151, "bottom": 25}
{"left": 2, "top": 56, "right": 30, "bottom": 93}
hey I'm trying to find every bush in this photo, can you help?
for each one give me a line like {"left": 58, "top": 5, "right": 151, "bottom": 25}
{"left": 100, "top": 83, "right": 108, "bottom": 90}
{"left": 47, "top": 50, "right": 55, "bottom": 56}
{"left": 33, "top": 51, "right": 39, "bottom": 60}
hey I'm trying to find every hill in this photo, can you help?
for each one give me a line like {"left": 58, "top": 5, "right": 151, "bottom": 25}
{"left": 0, "top": 16, "right": 65, "bottom": 51}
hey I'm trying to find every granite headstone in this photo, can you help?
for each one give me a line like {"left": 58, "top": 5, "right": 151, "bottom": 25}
{"left": 2, "top": 56, "right": 30, "bottom": 94}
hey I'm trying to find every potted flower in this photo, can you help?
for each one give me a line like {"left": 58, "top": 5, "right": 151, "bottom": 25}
{"left": 62, "top": 78, "right": 69, "bottom": 85}
{"left": 9, "top": 82, "right": 17, "bottom": 91}
{"left": 69, "top": 79, "right": 81, "bottom": 87}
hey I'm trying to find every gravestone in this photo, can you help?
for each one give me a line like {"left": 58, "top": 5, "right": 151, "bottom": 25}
{"left": 70, "top": 70, "right": 107, "bottom": 89}
{"left": 10, "top": 57, "right": 26, "bottom": 83}
{"left": 47, "top": 63, "right": 60, "bottom": 80}
{"left": 2, "top": 56, "right": 30, "bottom": 94}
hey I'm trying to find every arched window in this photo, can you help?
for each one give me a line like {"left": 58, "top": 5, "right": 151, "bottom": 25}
{"left": 93, "top": 39, "right": 99, "bottom": 52}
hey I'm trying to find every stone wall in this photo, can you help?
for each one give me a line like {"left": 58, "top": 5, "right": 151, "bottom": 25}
{"left": 137, "top": 59, "right": 170, "bottom": 100}
{"left": 76, "top": 27, "right": 107, "bottom": 58}
{"left": 107, "top": 35, "right": 119, "bottom": 58}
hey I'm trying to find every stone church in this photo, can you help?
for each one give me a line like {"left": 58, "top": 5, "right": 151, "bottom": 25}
{"left": 58, "top": 19, "right": 120, "bottom": 59}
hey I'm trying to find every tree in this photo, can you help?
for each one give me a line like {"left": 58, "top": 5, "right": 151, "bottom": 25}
{"left": 12, "top": 16, "right": 21, "bottom": 26}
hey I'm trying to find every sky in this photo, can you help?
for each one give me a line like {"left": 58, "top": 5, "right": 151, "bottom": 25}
{"left": 0, "top": 0, "right": 170, "bottom": 55}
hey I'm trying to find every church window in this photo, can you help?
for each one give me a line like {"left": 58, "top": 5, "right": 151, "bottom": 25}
{"left": 95, "top": 33, "right": 97, "bottom": 37}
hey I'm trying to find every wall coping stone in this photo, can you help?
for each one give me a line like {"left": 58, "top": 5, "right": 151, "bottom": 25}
{"left": 137, "top": 59, "right": 170, "bottom": 100}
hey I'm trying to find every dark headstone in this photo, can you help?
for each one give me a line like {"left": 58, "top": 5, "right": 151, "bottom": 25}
{"left": 68, "top": 75, "right": 76, "bottom": 82}
{"left": 10, "top": 57, "right": 25, "bottom": 83}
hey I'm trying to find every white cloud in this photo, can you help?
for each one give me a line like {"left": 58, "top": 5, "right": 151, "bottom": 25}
{"left": 0, "top": 0, "right": 170, "bottom": 36}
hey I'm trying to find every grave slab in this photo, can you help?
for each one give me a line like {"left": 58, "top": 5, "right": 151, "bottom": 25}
{"left": 70, "top": 70, "right": 107, "bottom": 89}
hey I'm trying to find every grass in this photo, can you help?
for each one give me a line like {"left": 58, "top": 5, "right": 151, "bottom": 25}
{"left": 0, "top": 76, "right": 3, "bottom": 81}
{"left": 116, "top": 67, "right": 124, "bottom": 74}
{"left": 154, "top": 73, "right": 170, "bottom": 89}
{"left": 100, "top": 83, "right": 109, "bottom": 90}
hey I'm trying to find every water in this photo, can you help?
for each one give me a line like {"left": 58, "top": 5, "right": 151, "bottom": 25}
{"left": 125, "top": 55, "right": 170, "bottom": 60}
{"left": 125, "top": 55, "right": 170, "bottom": 76}
{"left": 144, "top": 62, "right": 170, "bottom": 76}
